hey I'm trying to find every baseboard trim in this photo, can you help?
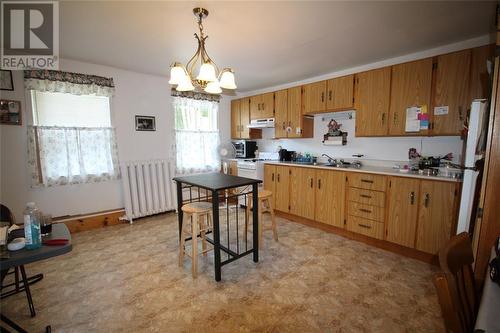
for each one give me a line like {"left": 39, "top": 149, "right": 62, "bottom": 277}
{"left": 54, "top": 209, "right": 126, "bottom": 233}
{"left": 275, "top": 210, "right": 437, "bottom": 265}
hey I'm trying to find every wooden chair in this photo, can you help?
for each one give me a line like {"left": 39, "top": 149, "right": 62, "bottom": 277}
{"left": 245, "top": 190, "right": 278, "bottom": 248}
{"left": 433, "top": 232, "right": 479, "bottom": 333}
{"left": 178, "top": 202, "right": 213, "bottom": 278}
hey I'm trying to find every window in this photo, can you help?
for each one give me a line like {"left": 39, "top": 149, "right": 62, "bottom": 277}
{"left": 173, "top": 97, "right": 220, "bottom": 174}
{"left": 28, "top": 91, "right": 119, "bottom": 187}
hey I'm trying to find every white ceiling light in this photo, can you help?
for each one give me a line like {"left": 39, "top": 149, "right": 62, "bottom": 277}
{"left": 169, "top": 7, "right": 237, "bottom": 95}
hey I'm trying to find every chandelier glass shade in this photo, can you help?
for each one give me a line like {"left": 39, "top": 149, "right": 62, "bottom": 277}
{"left": 169, "top": 8, "right": 237, "bottom": 94}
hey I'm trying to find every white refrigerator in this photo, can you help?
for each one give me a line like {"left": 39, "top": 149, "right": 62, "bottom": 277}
{"left": 456, "top": 99, "right": 489, "bottom": 234}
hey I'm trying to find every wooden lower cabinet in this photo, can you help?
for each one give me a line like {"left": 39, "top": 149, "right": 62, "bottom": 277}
{"left": 274, "top": 166, "right": 290, "bottom": 213}
{"left": 315, "top": 170, "right": 345, "bottom": 227}
{"left": 289, "top": 167, "right": 315, "bottom": 220}
{"left": 346, "top": 216, "right": 384, "bottom": 240}
{"left": 267, "top": 163, "right": 460, "bottom": 258}
{"left": 386, "top": 177, "right": 420, "bottom": 248}
{"left": 415, "top": 180, "right": 459, "bottom": 254}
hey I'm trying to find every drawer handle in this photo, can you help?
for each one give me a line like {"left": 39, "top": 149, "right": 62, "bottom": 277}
{"left": 272, "top": 173, "right": 274, "bottom": 182}
{"left": 359, "top": 208, "right": 372, "bottom": 213}
{"left": 310, "top": 178, "right": 313, "bottom": 188}
{"left": 361, "top": 179, "right": 374, "bottom": 184}
{"left": 277, "top": 174, "right": 280, "bottom": 182}
{"left": 318, "top": 179, "right": 321, "bottom": 189}
{"left": 360, "top": 194, "right": 372, "bottom": 199}
{"left": 409, "top": 191, "right": 415, "bottom": 205}
{"left": 358, "top": 224, "right": 371, "bottom": 229}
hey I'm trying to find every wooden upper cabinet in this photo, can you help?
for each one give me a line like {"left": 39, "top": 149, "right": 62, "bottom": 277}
{"left": 469, "top": 44, "right": 495, "bottom": 102}
{"left": 274, "top": 90, "right": 288, "bottom": 138}
{"left": 260, "top": 92, "right": 274, "bottom": 118}
{"left": 287, "top": 86, "right": 304, "bottom": 138}
{"left": 326, "top": 75, "right": 354, "bottom": 111}
{"left": 315, "top": 170, "right": 345, "bottom": 228}
{"left": 354, "top": 67, "right": 391, "bottom": 136}
{"left": 240, "top": 98, "right": 250, "bottom": 139}
{"left": 416, "top": 180, "right": 459, "bottom": 254}
{"left": 386, "top": 177, "right": 420, "bottom": 248}
{"left": 303, "top": 81, "right": 327, "bottom": 115}
{"left": 389, "top": 58, "right": 433, "bottom": 136}
{"left": 231, "top": 99, "right": 241, "bottom": 139}
{"left": 432, "top": 49, "right": 471, "bottom": 136}
{"left": 249, "top": 95, "right": 261, "bottom": 120}
{"left": 274, "top": 166, "right": 290, "bottom": 212}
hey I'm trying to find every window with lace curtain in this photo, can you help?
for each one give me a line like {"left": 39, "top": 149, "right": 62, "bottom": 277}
{"left": 26, "top": 70, "right": 120, "bottom": 187}
{"left": 173, "top": 97, "right": 220, "bottom": 174}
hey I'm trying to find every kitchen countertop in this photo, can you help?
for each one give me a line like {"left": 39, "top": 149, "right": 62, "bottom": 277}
{"left": 263, "top": 161, "right": 462, "bottom": 183}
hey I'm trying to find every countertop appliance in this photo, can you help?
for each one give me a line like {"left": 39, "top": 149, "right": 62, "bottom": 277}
{"left": 232, "top": 140, "right": 257, "bottom": 159}
{"left": 457, "top": 99, "right": 489, "bottom": 234}
{"left": 279, "top": 149, "right": 295, "bottom": 161}
{"left": 247, "top": 118, "right": 275, "bottom": 128}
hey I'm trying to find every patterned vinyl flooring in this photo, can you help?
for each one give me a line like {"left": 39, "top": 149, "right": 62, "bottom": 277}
{"left": 0, "top": 212, "right": 445, "bottom": 332}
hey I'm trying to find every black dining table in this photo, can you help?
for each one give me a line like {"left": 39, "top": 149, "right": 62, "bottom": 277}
{"left": 173, "top": 172, "right": 262, "bottom": 281}
{"left": 0, "top": 223, "right": 72, "bottom": 333}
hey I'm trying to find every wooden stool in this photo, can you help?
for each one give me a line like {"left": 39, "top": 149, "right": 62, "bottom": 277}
{"left": 179, "top": 202, "right": 213, "bottom": 278}
{"left": 245, "top": 189, "right": 278, "bottom": 247}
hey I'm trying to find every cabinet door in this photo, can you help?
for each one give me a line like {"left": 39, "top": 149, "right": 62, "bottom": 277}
{"left": 231, "top": 99, "right": 241, "bottom": 139}
{"left": 389, "top": 58, "right": 433, "bottom": 136}
{"left": 240, "top": 98, "right": 250, "bottom": 139}
{"left": 315, "top": 170, "right": 345, "bottom": 228}
{"left": 287, "top": 86, "right": 302, "bottom": 138}
{"left": 274, "top": 90, "right": 288, "bottom": 138}
{"left": 326, "top": 75, "right": 354, "bottom": 111}
{"left": 274, "top": 166, "right": 290, "bottom": 212}
{"left": 264, "top": 165, "right": 276, "bottom": 207}
{"left": 250, "top": 95, "right": 261, "bottom": 120}
{"left": 260, "top": 92, "right": 275, "bottom": 118}
{"left": 469, "top": 44, "right": 494, "bottom": 102}
{"left": 386, "top": 177, "right": 420, "bottom": 248}
{"left": 355, "top": 67, "right": 391, "bottom": 136}
{"left": 303, "top": 81, "right": 327, "bottom": 114}
{"left": 290, "top": 167, "right": 315, "bottom": 219}
{"left": 416, "top": 181, "right": 458, "bottom": 254}
{"left": 432, "top": 49, "right": 471, "bottom": 136}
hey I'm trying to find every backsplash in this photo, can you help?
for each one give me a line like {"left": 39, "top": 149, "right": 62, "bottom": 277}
{"left": 255, "top": 111, "right": 463, "bottom": 166}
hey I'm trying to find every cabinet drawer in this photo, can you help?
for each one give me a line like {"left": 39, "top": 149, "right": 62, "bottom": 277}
{"left": 347, "top": 173, "right": 387, "bottom": 192}
{"left": 348, "top": 187, "right": 385, "bottom": 207}
{"left": 346, "top": 216, "right": 384, "bottom": 240}
{"left": 348, "top": 201, "right": 385, "bottom": 222}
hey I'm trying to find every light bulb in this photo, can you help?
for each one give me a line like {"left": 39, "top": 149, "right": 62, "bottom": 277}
{"left": 176, "top": 73, "right": 195, "bottom": 92}
{"left": 168, "top": 64, "right": 185, "bottom": 85}
{"left": 196, "top": 63, "right": 217, "bottom": 82}
{"left": 204, "top": 80, "right": 222, "bottom": 94}
{"left": 219, "top": 69, "right": 236, "bottom": 90}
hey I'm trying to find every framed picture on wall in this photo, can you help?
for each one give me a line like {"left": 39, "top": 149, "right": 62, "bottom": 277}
{"left": 0, "top": 70, "right": 14, "bottom": 91}
{"left": 135, "top": 115, "right": 156, "bottom": 131}
{"left": 0, "top": 99, "right": 22, "bottom": 125}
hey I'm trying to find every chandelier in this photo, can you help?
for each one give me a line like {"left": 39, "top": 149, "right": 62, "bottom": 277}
{"left": 168, "top": 7, "right": 237, "bottom": 94}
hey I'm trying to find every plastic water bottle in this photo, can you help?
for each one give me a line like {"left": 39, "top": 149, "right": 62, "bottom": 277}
{"left": 23, "top": 202, "right": 41, "bottom": 250}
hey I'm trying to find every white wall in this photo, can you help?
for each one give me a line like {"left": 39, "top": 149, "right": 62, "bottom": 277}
{"left": 235, "top": 35, "right": 492, "bottom": 165}
{"left": 0, "top": 59, "right": 231, "bottom": 220}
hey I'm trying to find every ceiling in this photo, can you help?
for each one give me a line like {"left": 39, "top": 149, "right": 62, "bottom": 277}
{"left": 60, "top": 1, "right": 495, "bottom": 92}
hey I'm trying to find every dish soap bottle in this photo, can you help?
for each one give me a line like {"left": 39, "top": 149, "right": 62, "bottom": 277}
{"left": 23, "top": 202, "right": 41, "bottom": 250}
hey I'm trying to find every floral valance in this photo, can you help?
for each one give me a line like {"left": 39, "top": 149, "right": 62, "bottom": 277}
{"left": 171, "top": 89, "right": 220, "bottom": 102}
{"left": 24, "top": 70, "right": 115, "bottom": 97}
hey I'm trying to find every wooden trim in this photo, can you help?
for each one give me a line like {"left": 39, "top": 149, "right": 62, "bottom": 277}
{"left": 54, "top": 209, "right": 126, "bottom": 233}
{"left": 275, "top": 210, "right": 437, "bottom": 265}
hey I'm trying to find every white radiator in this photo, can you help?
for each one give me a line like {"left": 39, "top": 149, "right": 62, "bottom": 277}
{"left": 120, "top": 159, "right": 176, "bottom": 223}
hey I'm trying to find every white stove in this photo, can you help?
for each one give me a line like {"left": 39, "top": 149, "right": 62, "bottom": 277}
{"left": 236, "top": 152, "right": 279, "bottom": 181}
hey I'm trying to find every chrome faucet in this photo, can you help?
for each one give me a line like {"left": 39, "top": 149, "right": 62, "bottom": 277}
{"left": 321, "top": 153, "right": 336, "bottom": 165}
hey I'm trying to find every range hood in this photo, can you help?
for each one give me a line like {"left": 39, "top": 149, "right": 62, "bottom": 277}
{"left": 247, "top": 118, "right": 275, "bottom": 128}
